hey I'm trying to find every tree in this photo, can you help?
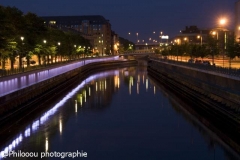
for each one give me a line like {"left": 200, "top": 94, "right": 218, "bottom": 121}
{"left": 0, "top": 6, "right": 8, "bottom": 51}
{"left": 119, "top": 37, "right": 135, "bottom": 52}
{"left": 206, "top": 35, "right": 219, "bottom": 65}
{"left": 226, "top": 35, "right": 239, "bottom": 68}
{"left": 4, "top": 6, "right": 25, "bottom": 69}
{"left": 197, "top": 44, "right": 208, "bottom": 59}
{"left": 154, "top": 49, "right": 160, "bottom": 54}
{"left": 24, "top": 12, "right": 48, "bottom": 66}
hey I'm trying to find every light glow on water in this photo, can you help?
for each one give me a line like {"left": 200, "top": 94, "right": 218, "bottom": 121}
{"left": 0, "top": 70, "right": 119, "bottom": 159}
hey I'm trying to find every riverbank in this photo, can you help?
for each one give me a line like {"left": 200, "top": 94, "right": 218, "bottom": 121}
{"left": 0, "top": 60, "right": 137, "bottom": 126}
{"left": 147, "top": 59, "right": 240, "bottom": 153}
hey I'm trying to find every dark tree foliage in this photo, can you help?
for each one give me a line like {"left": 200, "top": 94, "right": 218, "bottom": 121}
{"left": 0, "top": 5, "right": 92, "bottom": 69}
{"left": 119, "top": 37, "right": 135, "bottom": 52}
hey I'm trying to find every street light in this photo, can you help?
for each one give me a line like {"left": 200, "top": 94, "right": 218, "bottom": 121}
{"left": 20, "top": 36, "right": 24, "bottom": 72}
{"left": 219, "top": 18, "right": 226, "bottom": 25}
{"left": 58, "top": 42, "right": 61, "bottom": 62}
{"left": 136, "top": 33, "right": 138, "bottom": 44}
{"left": 219, "top": 18, "right": 227, "bottom": 67}
{"left": 160, "top": 31, "right": 163, "bottom": 45}
{"left": 184, "top": 37, "right": 188, "bottom": 43}
{"left": 197, "top": 35, "right": 202, "bottom": 45}
{"left": 99, "top": 40, "right": 103, "bottom": 56}
{"left": 238, "top": 27, "right": 240, "bottom": 42}
{"left": 43, "top": 40, "right": 47, "bottom": 65}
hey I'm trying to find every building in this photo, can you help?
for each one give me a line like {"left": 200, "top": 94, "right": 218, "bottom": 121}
{"left": 174, "top": 26, "right": 210, "bottom": 45}
{"left": 41, "top": 15, "right": 119, "bottom": 56}
{"left": 235, "top": 0, "right": 240, "bottom": 41}
{"left": 111, "top": 31, "right": 119, "bottom": 55}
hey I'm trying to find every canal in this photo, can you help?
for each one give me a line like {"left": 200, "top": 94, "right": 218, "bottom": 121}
{"left": 0, "top": 61, "right": 239, "bottom": 160}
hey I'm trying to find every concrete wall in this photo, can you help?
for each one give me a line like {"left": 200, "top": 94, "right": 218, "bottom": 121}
{"left": 0, "top": 60, "right": 137, "bottom": 121}
{"left": 148, "top": 60, "right": 240, "bottom": 107}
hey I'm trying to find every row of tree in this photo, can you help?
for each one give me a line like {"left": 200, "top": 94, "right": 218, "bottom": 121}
{"left": 118, "top": 37, "right": 135, "bottom": 52}
{"left": 157, "top": 34, "right": 240, "bottom": 66}
{"left": 0, "top": 5, "right": 92, "bottom": 70}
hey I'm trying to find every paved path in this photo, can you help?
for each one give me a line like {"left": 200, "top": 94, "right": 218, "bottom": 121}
{"left": 0, "top": 56, "right": 119, "bottom": 97}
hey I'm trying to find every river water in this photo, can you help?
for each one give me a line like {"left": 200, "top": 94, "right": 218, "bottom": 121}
{"left": 0, "top": 61, "right": 239, "bottom": 160}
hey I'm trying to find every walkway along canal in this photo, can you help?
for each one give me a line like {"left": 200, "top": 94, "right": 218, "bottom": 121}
{"left": 0, "top": 57, "right": 137, "bottom": 124}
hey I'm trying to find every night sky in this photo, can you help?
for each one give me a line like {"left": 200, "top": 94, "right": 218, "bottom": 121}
{"left": 0, "top": 0, "right": 236, "bottom": 42}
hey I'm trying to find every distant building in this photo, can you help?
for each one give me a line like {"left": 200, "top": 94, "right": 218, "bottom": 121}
{"left": 174, "top": 26, "right": 210, "bottom": 45}
{"left": 235, "top": 0, "right": 240, "bottom": 41}
{"left": 174, "top": 25, "right": 233, "bottom": 53}
{"left": 41, "top": 15, "right": 119, "bottom": 55}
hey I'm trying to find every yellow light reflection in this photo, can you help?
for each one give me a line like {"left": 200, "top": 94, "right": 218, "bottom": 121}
{"left": 59, "top": 119, "right": 62, "bottom": 134}
{"left": 154, "top": 86, "right": 156, "bottom": 95}
{"left": 105, "top": 80, "right": 106, "bottom": 90}
{"left": 137, "top": 82, "right": 139, "bottom": 94}
{"left": 89, "top": 87, "right": 91, "bottom": 96}
{"left": 84, "top": 90, "right": 86, "bottom": 102}
{"left": 130, "top": 76, "right": 133, "bottom": 86}
{"left": 79, "top": 94, "right": 83, "bottom": 106}
{"left": 45, "top": 138, "right": 48, "bottom": 152}
{"left": 146, "top": 78, "right": 148, "bottom": 91}
{"left": 118, "top": 77, "right": 120, "bottom": 88}
{"left": 96, "top": 82, "right": 98, "bottom": 91}
{"left": 75, "top": 100, "right": 78, "bottom": 113}
{"left": 114, "top": 76, "right": 118, "bottom": 88}
{"left": 129, "top": 78, "right": 131, "bottom": 95}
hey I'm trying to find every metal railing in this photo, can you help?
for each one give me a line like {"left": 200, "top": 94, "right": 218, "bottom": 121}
{"left": 149, "top": 57, "right": 240, "bottom": 78}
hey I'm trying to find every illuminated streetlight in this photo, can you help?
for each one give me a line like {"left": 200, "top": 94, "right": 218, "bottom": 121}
{"left": 219, "top": 18, "right": 227, "bottom": 67}
{"left": 20, "top": 36, "right": 24, "bottom": 72}
{"left": 197, "top": 35, "right": 202, "bottom": 45}
{"left": 238, "top": 26, "right": 240, "bottom": 42}
{"left": 160, "top": 31, "right": 163, "bottom": 45}
{"left": 57, "top": 42, "right": 61, "bottom": 62}
{"left": 136, "top": 33, "right": 138, "bottom": 43}
{"left": 219, "top": 18, "right": 226, "bottom": 25}
{"left": 43, "top": 40, "right": 47, "bottom": 65}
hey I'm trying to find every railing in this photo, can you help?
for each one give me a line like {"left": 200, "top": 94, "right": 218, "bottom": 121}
{"left": 149, "top": 57, "right": 240, "bottom": 78}
{"left": 0, "top": 60, "right": 72, "bottom": 77}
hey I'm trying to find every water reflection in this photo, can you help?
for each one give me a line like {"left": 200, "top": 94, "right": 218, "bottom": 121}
{"left": 0, "top": 71, "right": 118, "bottom": 159}
{"left": 0, "top": 65, "right": 239, "bottom": 160}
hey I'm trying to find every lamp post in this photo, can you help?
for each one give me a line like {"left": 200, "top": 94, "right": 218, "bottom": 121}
{"left": 58, "top": 42, "right": 61, "bottom": 62}
{"left": 238, "top": 26, "right": 240, "bottom": 43}
{"left": 197, "top": 35, "right": 202, "bottom": 46}
{"left": 160, "top": 31, "right": 163, "bottom": 45}
{"left": 136, "top": 33, "right": 138, "bottom": 44}
{"left": 99, "top": 40, "right": 103, "bottom": 56}
{"left": 43, "top": 40, "right": 47, "bottom": 65}
{"left": 20, "top": 36, "right": 24, "bottom": 72}
{"left": 219, "top": 18, "right": 227, "bottom": 67}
